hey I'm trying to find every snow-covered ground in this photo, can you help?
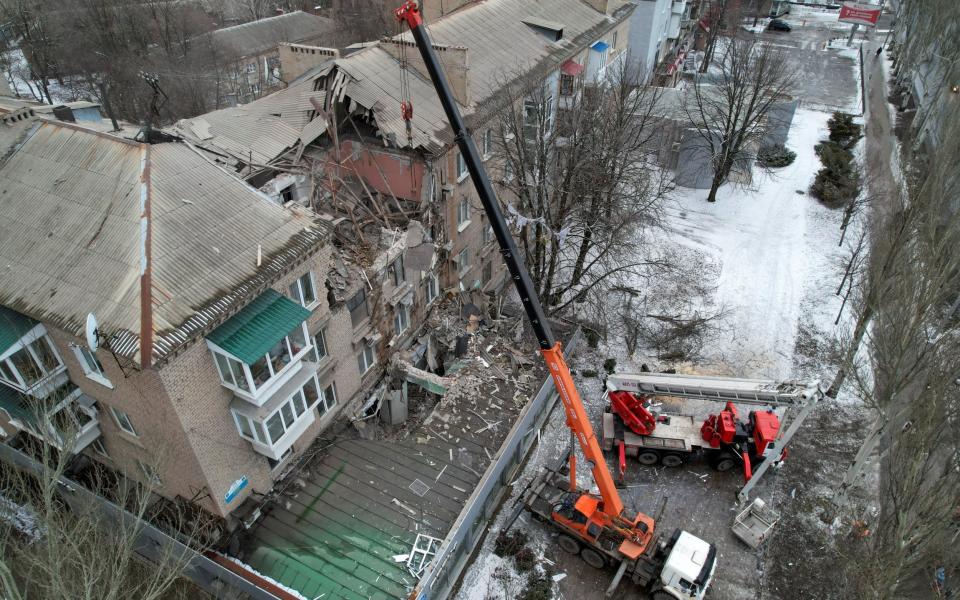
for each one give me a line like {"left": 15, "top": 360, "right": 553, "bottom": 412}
{"left": 454, "top": 106, "right": 859, "bottom": 599}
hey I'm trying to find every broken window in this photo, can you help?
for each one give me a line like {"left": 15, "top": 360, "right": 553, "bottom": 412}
{"left": 457, "top": 197, "right": 470, "bottom": 228}
{"left": 560, "top": 73, "right": 575, "bottom": 96}
{"left": 347, "top": 289, "right": 368, "bottom": 328}
{"left": 280, "top": 185, "right": 295, "bottom": 203}
{"left": 394, "top": 305, "right": 410, "bottom": 336}
{"left": 289, "top": 271, "right": 317, "bottom": 307}
{"left": 389, "top": 255, "right": 406, "bottom": 286}
{"left": 357, "top": 342, "right": 376, "bottom": 375}
{"left": 482, "top": 261, "right": 492, "bottom": 285}
{"left": 456, "top": 248, "right": 470, "bottom": 277}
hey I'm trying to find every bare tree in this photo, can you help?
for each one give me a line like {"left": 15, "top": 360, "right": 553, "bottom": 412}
{"left": 697, "top": 0, "right": 738, "bottom": 74}
{"left": 684, "top": 35, "right": 797, "bottom": 202}
{"left": 0, "top": 0, "right": 62, "bottom": 103}
{"left": 830, "top": 92, "right": 960, "bottom": 600}
{"left": 490, "top": 60, "right": 671, "bottom": 316}
{"left": 0, "top": 387, "right": 214, "bottom": 599}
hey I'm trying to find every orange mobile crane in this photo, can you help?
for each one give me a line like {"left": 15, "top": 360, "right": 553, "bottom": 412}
{"left": 395, "top": 4, "right": 715, "bottom": 598}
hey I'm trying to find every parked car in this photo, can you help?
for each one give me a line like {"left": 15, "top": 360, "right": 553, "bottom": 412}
{"left": 767, "top": 19, "right": 792, "bottom": 32}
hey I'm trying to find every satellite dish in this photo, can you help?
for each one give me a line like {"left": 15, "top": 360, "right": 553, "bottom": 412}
{"left": 85, "top": 313, "right": 100, "bottom": 352}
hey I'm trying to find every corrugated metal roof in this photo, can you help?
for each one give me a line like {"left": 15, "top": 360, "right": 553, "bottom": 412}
{"left": 207, "top": 289, "right": 310, "bottom": 364}
{"left": 207, "top": 11, "right": 338, "bottom": 61}
{"left": 0, "top": 306, "right": 37, "bottom": 356}
{"left": 0, "top": 121, "right": 331, "bottom": 366}
{"left": 329, "top": 0, "right": 635, "bottom": 152}
{"left": 170, "top": 77, "right": 331, "bottom": 165}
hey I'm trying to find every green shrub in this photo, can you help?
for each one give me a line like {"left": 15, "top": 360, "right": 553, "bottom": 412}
{"left": 827, "top": 112, "right": 863, "bottom": 149}
{"left": 757, "top": 144, "right": 797, "bottom": 168}
{"left": 810, "top": 140, "right": 860, "bottom": 206}
{"left": 603, "top": 358, "right": 617, "bottom": 374}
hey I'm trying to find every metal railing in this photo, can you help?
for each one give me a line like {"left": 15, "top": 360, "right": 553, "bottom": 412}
{"left": 411, "top": 327, "right": 584, "bottom": 600}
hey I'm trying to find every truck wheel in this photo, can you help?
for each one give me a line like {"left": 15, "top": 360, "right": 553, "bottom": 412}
{"left": 712, "top": 452, "right": 737, "bottom": 472}
{"left": 661, "top": 453, "right": 684, "bottom": 467}
{"left": 558, "top": 535, "right": 580, "bottom": 554}
{"left": 651, "top": 590, "right": 678, "bottom": 600}
{"left": 580, "top": 547, "right": 606, "bottom": 569}
{"left": 638, "top": 450, "right": 659, "bottom": 465}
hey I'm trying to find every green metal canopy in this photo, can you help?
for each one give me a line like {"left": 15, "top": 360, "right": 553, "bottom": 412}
{"left": 207, "top": 289, "right": 311, "bottom": 365}
{"left": 0, "top": 306, "right": 37, "bottom": 357}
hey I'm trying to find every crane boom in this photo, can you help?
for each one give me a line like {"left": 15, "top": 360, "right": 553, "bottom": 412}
{"left": 395, "top": 1, "right": 624, "bottom": 518}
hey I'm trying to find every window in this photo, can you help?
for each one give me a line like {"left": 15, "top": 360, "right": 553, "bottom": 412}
{"left": 357, "top": 342, "right": 375, "bottom": 375}
{"left": 72, "top": 345, "right": 112, "bottom": 388}
{"left": 211, "top": 322, "right": 313, "bottom": 395}
{"left": 482, "top": 129, "right": 493, "bottom": 159}
{"left": 311, "top": 327, "right": 328, "bottom": 362}
{"left": 318, "top": 382, "right": 337, "bottom": 416}
{"left": 456, "top": 248, "right": 470, "bottom": 277}
{"left": 5, "top": 337, "right": 63, "bottom": 388}
{"left": 503, "top": 160, "right": 514, "bottom": 182}
{"left": 233, "top": 411, "right": 267, "bottom": 444}
{"left": 137, "top": 460, "right": 162, "bottom": 486}
{"left": 482, "top": 222, "right": 494, "bottom": 244}
{"left": 482, "top": 261, "right": 493, "bottom": 285}
{"left": 280, "top": 186, "right": 295, "bottom": 203}
{"left": 109, "top": 406, "right": 137, "bottom": 437}
{"left": 90, "top": 438, "right": 109, "bottom": 458}
{"left": 456, "top": 151, "right": 468, "bottom": 182}
{"left": 389, "top": 255, "right": 405, "bottom": 286}
{"left": 288, "top": 271, "right": 317, "bottom": 307}
{"left": 560, "top": 73, "right": 575, "bottom": 96}
{"left": 456, "top": 197, "right": 470, "bottom": 229}
{"left": 394, "top": 305, "right": 410, "bottom": 336}
{"left": 612, "top": 31, "right": 618, "bottom": 50}
{"left": 267, "top": 447, "right": 293, "bottom": 470}
{"left": 424, "top": 274, "right": 439, "bottom": 304}
{"left": 347, "top": 288, "right": 369, "bottom": 328}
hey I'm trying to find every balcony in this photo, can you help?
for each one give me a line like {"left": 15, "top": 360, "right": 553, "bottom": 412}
{"left": 207, "top": 289, "right": 315, "bottom": 407}
{"left": 0, "top": 381, "right": 101, "bottom": 453}
{"left": 0, "top": 308, "right": 70, "bottom": 400}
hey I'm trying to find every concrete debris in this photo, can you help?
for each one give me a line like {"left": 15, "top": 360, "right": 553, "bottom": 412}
{"left": 394, "top": 359, "right": 453, "bottom": 395}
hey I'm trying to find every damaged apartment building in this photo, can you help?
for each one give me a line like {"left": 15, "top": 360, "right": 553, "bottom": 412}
{"left": 0, "top": 0, "right": 634, "bottom": 598}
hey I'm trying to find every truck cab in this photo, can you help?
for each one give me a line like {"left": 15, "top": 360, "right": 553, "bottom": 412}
{"left": 656, "top": 531, "right": 717, "bottom": 600}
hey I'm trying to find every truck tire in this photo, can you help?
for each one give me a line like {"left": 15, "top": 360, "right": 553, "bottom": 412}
{"left": 651, "top": 590, "right": 679, "bottom": 600}
{"left": 558, "top": 535, "right": 580, "bottom": 554}
{"left": 661, "top": 453, "right": 684, "bottom": 467}
{"left": 580, "top": 547, "right": 606, "bottom": 569}
{"left": 711, "top": 452, "right": 737, "bottom": 472}
{"left": 638, "top": 450, "right": 659, "bottom": 465}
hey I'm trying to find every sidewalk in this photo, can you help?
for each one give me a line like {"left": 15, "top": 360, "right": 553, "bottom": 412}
{"left": 862, "top": 39, "right": 901, "bottom": 217}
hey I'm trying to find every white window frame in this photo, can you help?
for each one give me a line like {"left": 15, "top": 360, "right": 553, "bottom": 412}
{"left": 456, "top": 151, "right": 469, "bottom": 182}
{"left": 209, "top": 322, "right": 313, "bottom": 398}
{"left": 347, "top": 288, "right": 369, "bottom": 328}
{"left": 318, "top": 382, "right": 338, "bottom": 416}
{"left": 109, "top": 406, "right": 137, "bottom": 437}
{"left": 289, "top": 271, "right": 318, "bottom": 308}
{"left": 456, "top": 248, "right": 470, "bottom": 278}
{"left": 357, "top": 342, "right": 376, "bottom": 375}
{"left": 232, "top": 375, "right": 321, "bottom": 446}
{"left": 482, "top": 129, "right": 493, "bottom": 159}
{"left": 394, "top": 305, "right": 410, "bottom": 336}
{"left": 71, "top": 345, "right": 113, "bottom": 389}
{"left": 456, "top": 196, "right": 470, "bottom": 231}
{"left": 311, "top": 327, "right": 328, "bottom": 363}
{"left": 482, "top": 222, "right": 494, "bottom": 244}
{"left": 424, "top": 274, "right": 439, "bottom": 305}
{"left": 1, "top": 331, "right": 64, "bottom": 390}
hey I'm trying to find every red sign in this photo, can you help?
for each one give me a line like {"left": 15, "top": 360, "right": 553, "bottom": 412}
{"left": 839, "top": 3, "right": 881, "bottom": 26}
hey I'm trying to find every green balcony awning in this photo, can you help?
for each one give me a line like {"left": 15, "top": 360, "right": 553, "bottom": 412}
{"left": 0, "top": 306, "right": 37, "bottom": 357}
{"left": 207, "top": 289, "right": 311, "bottom": 365}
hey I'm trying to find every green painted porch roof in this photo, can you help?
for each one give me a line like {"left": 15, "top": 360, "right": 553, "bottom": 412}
{"left": 206, "top": 289, "right": 311, "bottom": 365}
{"left": 0, "top": 306, "right": 37, "bottom": 356}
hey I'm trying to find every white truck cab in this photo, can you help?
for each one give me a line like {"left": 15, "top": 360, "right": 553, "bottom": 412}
{"left": 657, "top": 531, "right": 717, "bottom": 600}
